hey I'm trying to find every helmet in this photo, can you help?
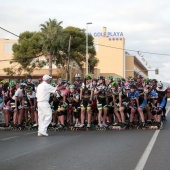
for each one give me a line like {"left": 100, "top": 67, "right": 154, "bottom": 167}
{"left": 111, "top": 82, "right": 118, "bottom": 87}
{"left": 85, "top": 74, "right": 92, "bottom": 79}
{"left": 130, "top": 84, "right": 136, "bottom": 89}
{"left": 98, "top": 76, "right": 105, "bottom": 80}
{"left": 20, "top": 83, "right": 27, "bottom": 89}
{"left": 115, "top": 77, "right": 121, "bottom": 82}
{"left": 92, "top": 78, "right": 98, "bottom": 82}
{"left": 152, "top": 79, "right": 157, "bottom": 83}
{"left": 143, "top": 78, "right": 150, "bottom": 84}
{"left": 0, "top": 80, "right": 8, "bottom": 84}
{"left": 129, "top": 78, "right": 134, "bottom": 82}
{"left": 157, "top": 81, "right": 163, "bottom": 88}
{"left": 61, "top": 79, "right": 67, "bottom": 85}
{"left": 69, "top": 84, "right": 75, "bottom": 89}
{"left": 75, "top": 74, "right": 81, "bottom": 78}
{"left": 26, "top": 75, "right": 32, "bottom": 79}
{"left": 50, "top": 82, "right": 56, "bottom": 87}
{"left": 107, "top": 76, "right": 113, "bottom": 80}
{"left": 9, "top": 81, "right": 16, "bottom": 88}
{"left": 121, "top": 78, "right": 126, "bottom": 83}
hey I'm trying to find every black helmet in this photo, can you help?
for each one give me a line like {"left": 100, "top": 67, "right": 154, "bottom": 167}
{"left": 152, "top": 79, "right": 157, "bottom": 83}
{"left": 61, "top": 79, "right": 67, "bottom": 85}
{"left": 98, "top": 76, "right": 105, "bottom": 80}
{"left": 121, "top": 78, "right": 126, "bottom": 83}
{"left": 26, "top": 75, "right": 32, "bottom": 79}
{"left": 92, "top": 78, "right": 98, "bottom": 82}
{"left": 130, "top": 84, "right": 136, "bottom": 89}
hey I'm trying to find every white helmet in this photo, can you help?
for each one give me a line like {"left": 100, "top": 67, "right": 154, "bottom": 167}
{"left": 75, "top": 74, "right": 81, "bottom": 78}
{"left": 157, "top": 81, "right": 163, "bottom": 88}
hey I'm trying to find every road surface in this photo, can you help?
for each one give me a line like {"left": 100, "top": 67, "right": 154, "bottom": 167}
{"left": 0, "top": 102, "right": 170, "bottom": 170}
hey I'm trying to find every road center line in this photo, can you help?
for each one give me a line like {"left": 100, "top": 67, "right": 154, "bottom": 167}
{"left": 1, "top": 136, "right": 18, "bottom": 141}
{"left": 134, "top": 107, "right": 170, "bottom": 170}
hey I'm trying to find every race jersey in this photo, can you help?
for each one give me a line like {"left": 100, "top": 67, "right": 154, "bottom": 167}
{"left": 67, "top": 91, "right": 79, "bottom": 107}
{"left": 74, "top": 80, "right": 83, "bottom": 92}
{"left": 136, "top": 83, "right": 144, "bottom": 94}
{"left": 96, "top": 85, "right": 107, "bottom": 98}
{"left": 146, "top": 90, "right": 158, "bottom": 99}
{"left": 81, "top": 83, "right": 92, "bottom": 98}
{"left": 112, "top": 90, "right": 119, "bottom": 99}
{"left": 119, "top": 90, "right": 130, "bottom": 104}
{"left": 26, "top": 82, "right": 35, "bottom": 92}
{"left": 27, "top": 91, "right": 36, "bottom": 100}
{"left": 156, "top": 87, "right": 167, "bottom": 98}
{"left": 12, "top": 88, "right": 24, "bottom": 101}
{"left": 156, "top": 87, "right": 167, "bottom": 108}
{"left": 2, "top": 89, "right": 10, "bottom": 104}
{"left": 128, "top": 91, "right": 140, "bottom": 100}
{"left": 106, "top": 85, "right": 113, "bottom": 106}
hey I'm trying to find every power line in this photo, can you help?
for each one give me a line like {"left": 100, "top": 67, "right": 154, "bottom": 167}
{"left": 0, "top": 26, "right": 45, "bottom": 62}
{"left": 94, "top": 43, "right": 170, "bottom": 57}
{"left": 0, "top": 26, "right": 20, "bottom": 38}
{"left": 1, "top": 26, "right": 170, "bottom": 58}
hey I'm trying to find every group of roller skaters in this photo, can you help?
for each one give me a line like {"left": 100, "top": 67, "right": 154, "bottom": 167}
{"left": 0, "top": 73, "right": 168, "bottom": 131}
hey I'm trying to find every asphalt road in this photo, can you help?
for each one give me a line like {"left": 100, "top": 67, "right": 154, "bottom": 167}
{"left": 0, "top": 102, "right": 170, "bottom": 170}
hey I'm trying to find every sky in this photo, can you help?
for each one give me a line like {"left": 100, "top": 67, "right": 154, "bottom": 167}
{"left": 0, "top": 0, "right": 170, "bottom": 82}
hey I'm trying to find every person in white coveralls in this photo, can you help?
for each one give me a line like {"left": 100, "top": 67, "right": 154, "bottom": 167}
{"left": 36, "top": 74, "right": 57, "bottom": 136}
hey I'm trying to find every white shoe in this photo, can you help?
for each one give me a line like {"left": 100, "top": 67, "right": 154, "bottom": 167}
{"left": 87, "top": 124, "right": 91, "bottom": 128}
{"left": 102, "top": 123, "right": 108, "bottom": 127}
{"left": 78, "top": 124, "right": 84, "bottom": 128}
{"left": 98, "top": 123, "right": 103, "bottom": 127}
{"left": 51, "top": 122, "right": 56, "bottom": 126}
{"left": 38, "top": 132, "right": 48, "bottom": 137}
{"left": 74, "top": 124, "right": 78, "bottom": 127}
{"left": 38, "top": 132, "right": 43, "bottom": 137}
{"left": 42, "top": 133, "right": 48, "bottom": 136}
{"left": 33, "top": 124, "right": 38, "bottom": 127}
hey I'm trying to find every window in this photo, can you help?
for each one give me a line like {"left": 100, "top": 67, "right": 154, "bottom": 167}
{"left": 4, "top": 42, "right": 14, "bottom": 54}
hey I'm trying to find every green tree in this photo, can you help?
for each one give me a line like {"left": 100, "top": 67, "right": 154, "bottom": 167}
{"left": 4, "top": 31, "right": 46, "bottom": 76}
{"left": 40, "top": 18, "right": 63, "bottom": 75}
{"left": 63, "top": 26, "right": 98, "bottom": 76}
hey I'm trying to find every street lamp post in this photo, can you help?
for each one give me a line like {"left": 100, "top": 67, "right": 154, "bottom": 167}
{"left": 86, "top": 22, "right": 92, "bottom": 75}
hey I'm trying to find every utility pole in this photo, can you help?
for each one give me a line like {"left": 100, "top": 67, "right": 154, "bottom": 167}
{"left": 86, "top": 22, "right": 92, "bottom": 75}
{"left": 66, "top": 35, "right": 71, "bottom": 81}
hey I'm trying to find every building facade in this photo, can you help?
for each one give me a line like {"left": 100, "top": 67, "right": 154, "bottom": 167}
{"left": 0, "top": 33, "right": 148, "bottom": 81}
{"left": 93, "top": 27, "right": 148, "bottom": 80}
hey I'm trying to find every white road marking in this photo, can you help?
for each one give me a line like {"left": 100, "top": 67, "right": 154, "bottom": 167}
{"left": 165, "top": 107, "right": 170, "bottom": 116}
{"left": 134, "top": 107, "right": 170, "bottom": 170}
{"left": 1, "top": 136, "right": 18, "bottom": 141}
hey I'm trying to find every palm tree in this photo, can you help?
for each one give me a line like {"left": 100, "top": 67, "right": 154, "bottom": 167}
{"left": 40, "top": 18, "right": 63, "bottom": 75}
